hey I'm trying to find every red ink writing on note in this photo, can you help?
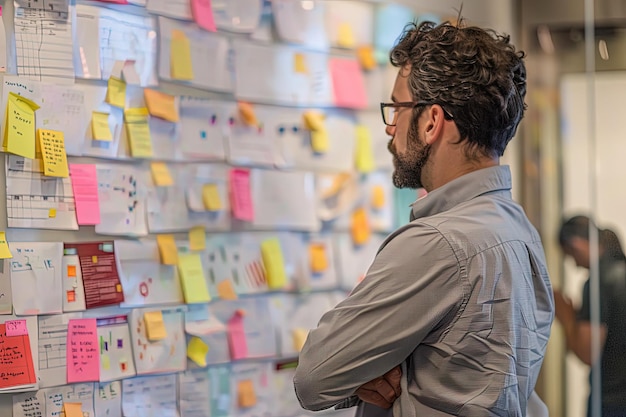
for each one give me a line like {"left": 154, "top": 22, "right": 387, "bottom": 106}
{"left": 227, "top": 310, "right": 248, "bottom": 360}
{"left": 66, "top": 318, "right": 100, "bottom": 383}
{"left": 0, "top": 323, "right": 36, "bottom": 389}
{"left": 191, "top": 0, "right": 216, "bottom": 32}
{"left": 5, "top": 320, "right": 28, "bottom": 336}
{"left": 69, "top": 164, "right": 101, "bottom": 225}
{"left": 229, "top": 169, "right": 254, "bottom": 222}
{"left": 329, "top": 58, "right": 368, "bottom": 110}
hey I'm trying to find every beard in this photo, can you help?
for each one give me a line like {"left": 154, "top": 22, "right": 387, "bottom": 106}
{"left": 388, "top": 124, "right": 431, "bottom": 189}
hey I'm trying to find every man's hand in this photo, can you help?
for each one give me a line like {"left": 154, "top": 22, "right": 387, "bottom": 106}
{"left": 355, "top": 366, "right": 402, "bottom": 409}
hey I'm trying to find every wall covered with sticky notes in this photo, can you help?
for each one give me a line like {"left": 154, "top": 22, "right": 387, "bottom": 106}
{"left": 0, "top": 0, "right": 516, "bottom": 415}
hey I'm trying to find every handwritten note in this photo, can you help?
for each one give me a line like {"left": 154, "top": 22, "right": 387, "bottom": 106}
{"left": 156, "top": 234, "right": 178, "bottom": 265}
{"left": 144, "top": 89, "right": 179, "bottom": 123}
{"left": 5, "top": 320, "right": 28, "bottom": 336}
{"left": 202, "top": 183, "right": 222, "bottom": 211}
{"left": 351, "top": 207, "right": 371, "bottom": 246}
{"left": 144, "top": 311, "right": 167, "bottom": 341}
{"left": 5, "top": 92, "right": 39, "bottom": 159}
{"left": 0, "top": 232, "right": 12, "bottom": 259}
{"left": 187, "top": 336, "right": 209, "bottom": 367}
{"left": 217, "top": 280, "right": 237, "bottom": 300}
{"left": 227, "top": 310, "right": 247, "bottom": 360}
{"left": 0, "top": 323, "right": 36, "bottom": 389}
{"left": 355, "top": 125, "right": 375, "bottom": 173}
{"left": 92, "top": 112, "right": 113, "bottom": 141}
{"left": 329, "top": 58, "right": 368, "bottom": 109}
{"left": 309, "top": 243, "right": 328, "bottom": 273}
{"left": 69, "top": 164, "right": 101, "bottom": 225}
{"left": 237, "top": 380, "right": 257, "bottom": 408}
{"left": 124, "top": 108, "right": 153, "bottom": 158}
{"left": 178, "top": 253, "right": 211, "bottom": 303}
{"left": 150, "top": 162, "right": 174, "bottom": 186}
{"left": 191, "top": 0, "right": 216, "bottom": 32}
{"left": 37, "top": 129, "right": 69, "bottom": 177}
{"left": 105, "top": 77, "right": 126, "bottom": 108}
{"left": 261, "top": 238, "right": 287, "bottom": 289}
{"left": 171, "top": 30, "right": 194, "bottom": 81}
{"left": 229, "top": 169, "right": 254, "bottom": 222}
{"left": 188, "top": 227, "right": 206, "bottom": 251}
{"left": 66, "top": 318, "right": 100, "bottom": 383}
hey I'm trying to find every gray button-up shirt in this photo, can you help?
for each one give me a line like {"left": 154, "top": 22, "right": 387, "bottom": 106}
{"left": 294, "top": 165, "right": 554, "bottom": 416}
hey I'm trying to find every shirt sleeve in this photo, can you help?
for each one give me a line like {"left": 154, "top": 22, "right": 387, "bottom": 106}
{"left": 293, "top": 223, "right": 463, "bottom": 411}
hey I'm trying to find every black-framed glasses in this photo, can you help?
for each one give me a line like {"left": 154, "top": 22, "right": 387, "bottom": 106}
{"left": 380, "top": 101, "right": 454, "bottom": 127}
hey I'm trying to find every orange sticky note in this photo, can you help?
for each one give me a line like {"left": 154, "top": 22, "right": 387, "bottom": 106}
{"left": 309, "top": 243, "right": 328, "bottom": 273}
{"left": 371, "top": 185, "right": 385, "bottom": 209}
{"left": 357, "top": 45, "right": 377, "bottom": 71}
{"left": 144, "top": 311, "right": 167, "bottom": 341}
{"left": 157, "top": 234, "right": 178, "bottom": 265}
{"left": 67, "top": 290, "right": 76, "bottom": 302}
{"left": 217, "top": 280, "right": 238, "bottom": 300}
{"left": 202, "top": 183, "right": 222, "bottom": 211}
{"left": 144, "top": 89, "right": 179, "bottom": 122}
{"left": 171, "top": 30, "right": 194, "bottom": 81}
{"left": 294, "top": 52, "right": 308, "bottom": 74}
{"left": 238, "top": 380, "right": 257, "bottom": 408}
{"left": 237, "top": 102, "right": 258, "bottom": 126}
{"left": 67, "top": 265, "right": 77, "bottom": 277}
{"left": 150, "top": 162, "right": 174, "bottom": 186}
{"left": 92, "top": 256, "right": 98, "bottom": 264}
{"left": 351, "top": 207, "right": 371, "bottom": 246}
{"left": 62, "top": 402, "right": 83, "bottom": 417}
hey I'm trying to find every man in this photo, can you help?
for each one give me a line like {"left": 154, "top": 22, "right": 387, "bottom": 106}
{"left": 293, "top": 20, "right": 554, "bottom": 416}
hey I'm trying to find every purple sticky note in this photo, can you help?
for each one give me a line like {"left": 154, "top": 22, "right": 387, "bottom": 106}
{"left": 5, "top": 320, "right": 28, "bottom": 336}
{"left": 117, "top": 339, "right": 123, "bottom": 348}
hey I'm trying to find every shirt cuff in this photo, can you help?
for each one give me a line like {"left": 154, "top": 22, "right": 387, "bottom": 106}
{"left": 335, "top": 396, "right": 362, "bottom": 409}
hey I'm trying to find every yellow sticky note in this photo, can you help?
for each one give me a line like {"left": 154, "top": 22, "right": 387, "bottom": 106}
{"left": 309, "top": 243, "right": 328, "bottom": 274}
{"left": 187, "top": 336, "right": 209, "bottom": 367}
{"left": 105, "top": 77, "right": 126, "bottom": 108}
{"left": 337, "top": 22, "right": 355, "bottom": 48}
{"left": 150, "top": 162, "right": 174, "bottom": 186}
{"left": 62, "top": 403, "right": 83, "bottom": 417}
{"left": 92, "top": 255, "right": 98, "bottom": 264}
{"left": 37, "top": 129, "right": 69, "bottom": 178}
{"left": 310, "top": 129, "right": 329, "bottom": 153}
{"left": 178, "top": 253, "right": 211, "bottom": 303}
{"left": 5, "top": 93, "right": 39, "bottom": 159}
{"left": 302, "top": 111, "right": 325, "bottom": 132}
{"left": 189, "top": 226, "right": 206, "bottom": 251}
{"left": 260, "top": 238, "right": 287, "bottom": 290}
{"left": 157, "top": 234, "right": 179, "bottom": 265}
{"left": 294, "top": 52, "right": 308, "bottom": 74}
{"left": 357, "top": 45, "right": 377, "bottom": 71}
{"left": 238, "top": 380, "right": 257, "bottom": 408}
{"left": 124, "top": 107, "right": 153, "bottom": 158}
{"left": 0, "top": 232, "right": 12, "bottom": 259}
{"left": 217, "top": 279, "right": 238, "bottom": 300}
{"left": 202, "top": 183, "right": 222, "bottom": 211}
{"left": 144, "top": 89, "right": 179, "bottom": 123}
{"left": 48, "top": 208, "right": 57, "bottom": 218}
{"left": 355, "top": 125, "right": 375, "bottom": 173}
{"left": 292, "top": 328, "right": 308, "bottom": 352}
{"left": 371, "top": 185, "right": 385, "bottom": 209}
{"left": 101, "top": 354, "right": 111, "bottom": 370}
{"left": 171, "top": 30, "right": 194, "bottom": 81}
{"left": 92, "top": 111, "right": 113, "bottom": 141}
{"left": 144, "top": 311, "right": 168, "bottom": 341}
{"left": 237, "top": 102, "right": 258, "bottom": 126}
{"left": 351, "top": 207, "right": 371, "bottom": 246}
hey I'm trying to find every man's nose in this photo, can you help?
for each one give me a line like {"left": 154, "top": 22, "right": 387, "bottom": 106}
{"left": 385, "top": 124, "right": 396, "bottom": 137}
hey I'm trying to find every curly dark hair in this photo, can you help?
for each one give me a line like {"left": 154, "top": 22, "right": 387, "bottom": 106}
{"left": 390, "top": 20, "right": 527, "bottom": 158}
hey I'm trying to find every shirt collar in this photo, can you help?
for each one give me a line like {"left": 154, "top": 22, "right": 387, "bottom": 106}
{"left": 410, "top": 165, "right": 513, "bottom": 221}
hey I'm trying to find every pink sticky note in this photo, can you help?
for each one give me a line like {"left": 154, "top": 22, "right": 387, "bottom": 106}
{"left": 227, "top": 310, "right": 248, "bottom": 360}
{"left": 69, "top": 164, "right": 101, "bottom": 225}
{"left": 191, "top": 0, "right": 216, "bottom": 32}
{"left": 5, "top": 320, "right": 28, "bottom": 336}
{"left": 66, "top": 318, "right": 100, "bottom": 383}
{"left": 329, "top": 58, "right": 368, "bottom": 109}
{"left": 229, "top": 169, "right": 254, "bottom": 222}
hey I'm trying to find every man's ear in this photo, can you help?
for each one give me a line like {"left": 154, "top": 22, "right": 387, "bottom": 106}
{"left": 422, "top": 105, "right": 447, "bottom": 145}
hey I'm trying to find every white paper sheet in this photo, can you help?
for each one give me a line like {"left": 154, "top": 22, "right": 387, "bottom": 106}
{"left": 9, "top": 242, "right": 63, "bottom": 315}
{"left": 38, "top": 84, "right": 87, "bottom": 156}
{"left": 79, "top": 83, "right": 124, "bottom": 160}
{"left": 95, "top": 381, "right": 122, "bottom": 417}
{"left": 95, "top": 314, "right": 136, "bottom": 382}
{"left": 0, "top": 260, "right": 12, "bottom": 314}
{"left": 293, "top": 233, "right": 339, "bottom": 291}
{"left": 122, "top": 374, "right": 178, "bottom": 417}
{"left": 185, "top": 163, "right": 231, "bottom": 231}
{"left": 233, "top": 39, "right": 333, "bottom": 107}
{"left": 158, "top": 17, "right": 232, "bottom": 92}
{"left": 42, "top": 383, "right": 95, "bottom": 417}
{"left": 146, "top": 167, "right": 190, "bottom": 233}
{"left": 185, "top": 309, "right": 230, "bottom": 367}
{"left": 212, "top": 0, "right": 263, "bottom": 33}
{"left": 230, "top": 362, "right": 273, "bottom": 417}
{"left": 12, "top": 391, "right": 45, "bottom": 417}
{"left": 325, "top": 1, "right": 374, "bottom": 49}
{"left": 147, "top": 0, "right": 191, "bottom": 20}
{"left": 6, "top": 155, "right": 78, "bottom": 230}
{"left": 74, "top": 5, "right": 158, "bottom": 86}
{"left": 178, "top": 98, "right": 230, "bottom": 161}
{"left": 250, "top": 169, "right": 320, "bottom": 231}
{"left": 62, "top": 254, "right": 87, "bottom": 312}
{"left": 95, "top": 163, "right": 149, "bottom": 237}
{"left": 272, "top": 0, "right": 329, "bottom": 51}
{"left": 129, "top": 307, "right": 187, "bottom": 375}
{"left": 179, "top": 369, "right": 211, "bottom": 417}
{"left": 37, "top": 312, "right": 83, "bottom": 388}
{"left": 14, "top": 3, "right": 75, "bottom": 83}
{"left": 115, "top": 239, "right": 184, "bottom": 307}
